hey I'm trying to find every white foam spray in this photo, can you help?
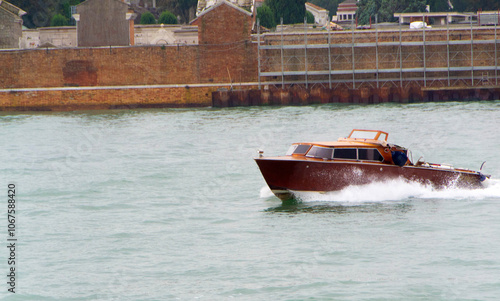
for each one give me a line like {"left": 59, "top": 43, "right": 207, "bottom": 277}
{"left": 261, "top": 178, "right": 500, "bottom": 204}
{"left": 259, "top": 185, "right": 275, "bottom": 199}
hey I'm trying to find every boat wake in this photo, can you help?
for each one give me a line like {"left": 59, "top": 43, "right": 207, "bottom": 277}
{"left": 260, "top": 178, "right": 500, "bottom": 204}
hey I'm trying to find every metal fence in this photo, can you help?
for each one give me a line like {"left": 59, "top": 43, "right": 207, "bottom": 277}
{"left": 256, "top": 18, "right": 499, "bottom": 90}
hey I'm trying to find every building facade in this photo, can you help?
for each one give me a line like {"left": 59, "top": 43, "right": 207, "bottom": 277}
{"left": 0, "top": 1, "right": 26, "bottom": 49}
{"left": 191, "top": 0, "right": 252, "bottom": 45}
{"left": 134, "top": 25, "right": 198, "bottom": 45}
{"left": 335, "top": 0, "right": 357, "bottom": 23}
{"left": 73, "top": 0, "right": 136, "bottom": 47}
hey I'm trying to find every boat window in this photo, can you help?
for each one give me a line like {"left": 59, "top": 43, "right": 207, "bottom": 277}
{"left": 306, "top": 146, "right": 333, "bottom": 159}
{"left": 358, "top": 148, "right": 384, "bottom": 161}
{"left": 286, "top": 145, "right": 298, "bottom": 156}
{"left": 294, "top": 144, "right": 311, "bottom": 154}
{"left": 286, "top": 144, "right": 311, "bottom": 156}
{"left": 334, "top": 148, "right": 357, "bottom": 160}
{"left": 348, "top": 130, "right": 388, "bottom": 141}
{"left": 349, "top": 131, "right": 379, "bottom": 140}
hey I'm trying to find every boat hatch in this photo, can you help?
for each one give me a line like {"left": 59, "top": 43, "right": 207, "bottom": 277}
{"left": 347, "top": 129, "right": 388, "bottom": 141}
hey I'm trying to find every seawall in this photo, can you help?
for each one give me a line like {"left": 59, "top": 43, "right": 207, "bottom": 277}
{"left": 212, "top": 86, "right": 500, "bottom": 107}
{"left": 0, "top": 84, "right": 225, "bottom": 111}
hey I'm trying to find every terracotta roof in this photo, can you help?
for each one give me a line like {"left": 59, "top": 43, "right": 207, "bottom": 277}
{"left": 337, "top": 7, "right": 357, "bottom": 12}
{"left": 338, "top": 0, "right": 357, "bottom": 10}
{"left": 339, "top": 0, "right": 357, "bottom": 5}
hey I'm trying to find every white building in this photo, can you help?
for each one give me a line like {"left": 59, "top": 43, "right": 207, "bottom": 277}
{"left": 334, "top": 0, "right": 357, "bottom": 23}
{"left": 196, "top": 0, "right": 253, "bottom": 16}
{"left": 305, "top": 2, "right": 329, "bottom": 26}
{"left": 20, "top": 27, "right": 76, "bottom": 49}
{"left": 20, "top": 24, "right": 198, "bottom": 49}
{"left": 134, "top": 24, "right": 198, "bottom": 45}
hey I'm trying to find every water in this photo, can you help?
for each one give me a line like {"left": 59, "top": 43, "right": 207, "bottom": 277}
{"left": 1, "top": 101, "right": 500, "bottom": 300}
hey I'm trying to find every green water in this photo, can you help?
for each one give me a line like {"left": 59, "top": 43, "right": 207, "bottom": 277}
{"left": 1, "top": 101, "right": 500, "bottom": 300}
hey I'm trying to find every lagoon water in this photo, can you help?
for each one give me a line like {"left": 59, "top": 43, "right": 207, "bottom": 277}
{"left": 1, "top": 101, "right": 500, "bottom": 300}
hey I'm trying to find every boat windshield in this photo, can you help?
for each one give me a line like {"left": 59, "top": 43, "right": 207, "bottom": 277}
{"left": 348, "top": 130, "right": 388, "bottom": 141}
{"left": 286, "top": 144, "right": 311, "bottom": 156}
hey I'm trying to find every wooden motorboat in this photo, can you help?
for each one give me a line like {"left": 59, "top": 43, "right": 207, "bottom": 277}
{"left": 255, "top": 129, "right": 490, "bottom": 201}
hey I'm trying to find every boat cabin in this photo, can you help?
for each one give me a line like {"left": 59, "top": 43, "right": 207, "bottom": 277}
{"left": 285, "top": 129, "right": 409, "bottom": 166}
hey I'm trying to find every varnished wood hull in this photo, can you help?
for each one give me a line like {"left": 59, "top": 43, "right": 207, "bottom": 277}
{"left": 255, "top": 157, "right": 485, "bottom": 200}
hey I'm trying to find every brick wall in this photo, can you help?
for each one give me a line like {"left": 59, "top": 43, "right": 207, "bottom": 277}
{"left": 0, "top": 0, "right": 258, "bottom": 90}
{"left": 192, "top": 2, "right": 252, "bottom": 45}
{"left": 0, "top": 85, "right": 220, "bottom": 111}
{"left": 0, "top": 43, "right": 258, "bottom": 89}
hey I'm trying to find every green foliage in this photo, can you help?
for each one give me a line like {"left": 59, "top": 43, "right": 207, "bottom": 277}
{"left": 265, "top": 0, "right": 307, "bottom": 24}
{"left": 61, "top": 0, "right": 82, "bottom": 20}
{"left": 357, "top": 0, "right": 378, "bottom": 25}
{"left": 257, "top": 5, "right": 276, "bottom": 29}
{"left": 357, "top": 0, "right": 500, "bottom": 23}
{"left": 357, "top": 0, "right": 426, "bottom": 24}
{"left": 140, "top": 12, "right": 157, "bottom": 25}
{"left": 306, "top": 11, "right": 315, "bottom": 24}
{"left": 452, "top": 0, "right": 500, "bottom": 12}
{"left": 177, "top": 0, "right": 198, "bottom": 10}
{"left": 50, "top": 13, "right": 68, "bottom": 27}
{"left": 427, "top": 0, "right": 450, "bottom": 12}
{"left": 159, "top": 10, "right": 178, "bottom": 24}
{"left": 174, "top": 0, "right": 198, "bottom": 23}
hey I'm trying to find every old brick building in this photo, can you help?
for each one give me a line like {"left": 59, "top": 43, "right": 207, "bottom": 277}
{"left": 191, "top": 0, "right": 257, "bottom": 84}
{"left": 74, "top": 0, "right": 136, "bottom": 47}
{"left": 191, "top": 0, "right": 252, "bottom": 45}
{"left": 0, "top": 1, "right": 26, "bottom": 49}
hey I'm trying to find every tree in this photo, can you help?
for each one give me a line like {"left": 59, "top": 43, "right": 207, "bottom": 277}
{"left": 265, "top": 0, "right": 307, "bottom": 24}
{"left": 50, "top": 14, "right": 68, "bottom": 27}
{"left": 357, "top": 0, "right": 426, "bottom": 25}
{"left": 159, "top": 10, "right": 178, "bottom": 24}
{"left": 175, "top": 0, "right": 197, "bottom": 23}
{"left": 60, "top": 0, "right": 82, "bottom": 26}
{"left": 257, "top": 5, "right": 276, "bottom": 29}
{"left": 357, "top": 0, "right": 379, "bottom": 25}
{"left": 140, "top": 12, "right": 156, "bottom": 24}
{"left": 306, "top": 11, "right": 315, "bottom": 24}
{"left": 427, "top": 0, "right": 450, "bottom": 12}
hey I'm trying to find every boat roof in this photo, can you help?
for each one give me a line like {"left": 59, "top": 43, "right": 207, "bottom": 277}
{"left": 298, "top": 129, "right": 390, "bottom": 147}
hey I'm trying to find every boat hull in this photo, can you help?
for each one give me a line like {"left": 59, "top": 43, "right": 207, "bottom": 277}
{"left": 255, "top": 157, "right": 485, "bottom": 200}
